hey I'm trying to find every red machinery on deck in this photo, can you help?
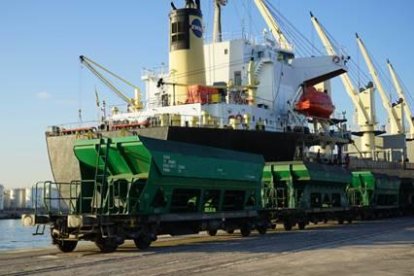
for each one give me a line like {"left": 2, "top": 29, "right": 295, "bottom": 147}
{"left": 187, "top": 85, "right": 219, "bottom": 104}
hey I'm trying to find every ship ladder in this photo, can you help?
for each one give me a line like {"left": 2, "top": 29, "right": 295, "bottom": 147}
{"left": 93, "top": 138, "right": 112, "bottom": 215}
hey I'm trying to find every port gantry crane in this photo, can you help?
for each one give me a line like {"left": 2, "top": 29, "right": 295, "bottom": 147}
{"left": 310, "top": 13, "right": 381, "bottom": 157}
{"left": 355, "top": 34, "right": 405, "bottom": 136}
{"left": 80, "top": 55, "right": 143, "bottom": 111}
{"left": 386, "top": 59, "right": 414, "bottom": 140}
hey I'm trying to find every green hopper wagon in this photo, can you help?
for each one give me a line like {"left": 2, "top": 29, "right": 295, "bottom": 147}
{"left": 348, "top": 171, "right": 400, "bottom": 219}
{"left": 262, "top": 161, "right": 353, "bottom": 230}
{"left": 23, "top": 136, "right": 266, "bottom": 252}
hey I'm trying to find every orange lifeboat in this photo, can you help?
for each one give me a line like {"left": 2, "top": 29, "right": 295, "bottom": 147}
{"left": 295, "top": 86, "right": 334, "bottom": 119}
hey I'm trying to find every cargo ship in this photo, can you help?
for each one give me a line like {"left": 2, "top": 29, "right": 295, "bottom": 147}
{"left": 46, "top": 0, "right": 351, "bottom": 184}
{"left": 23, "top": 1, "right": 414, "bottom": 253}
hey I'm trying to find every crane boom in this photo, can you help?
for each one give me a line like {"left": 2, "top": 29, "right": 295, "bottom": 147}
{"left": 387, "top": 59, "right": 414, "bottom": 138}
{"left": 213, "top": 0, "right": 227, "bottom": 43}
{"left": 310, "top": 13, "right": 371, "bottom": 124}
{"left": 253, "top": 0, "right": 292, "bottom": 51}
{"left": 80, "top": 55, "right": 143, "bottom": 109}
{"left": 356, "top": 34, "right": 404, "bottom": 134}
{"left": 310, "top": 13, "right": 378, "bottom": 157}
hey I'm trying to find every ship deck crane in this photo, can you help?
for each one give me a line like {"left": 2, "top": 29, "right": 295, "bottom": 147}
{"left": 311, "top": 13, "right": 371, "bottom": 125}
{"left": 355, "top": 34, "right": 404, "bottom": 135}
{"left": 310, "top": 13, "right": 380, "bottom": 157}
{"left": 386, "top": 59, "right": 414, "bottom": 140}
{"left": 213, "top": 0, "right": 227, "bottom": 43}
{"left": 80, "top": 55, "right": 143, "bottom": 111}
{"left": 253, "top": 0, "right": 292, "bottom": 51}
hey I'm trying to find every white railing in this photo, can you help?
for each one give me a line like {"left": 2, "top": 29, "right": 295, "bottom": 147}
{"left": 346, "top": 148, "right": 405, "bottom": 163}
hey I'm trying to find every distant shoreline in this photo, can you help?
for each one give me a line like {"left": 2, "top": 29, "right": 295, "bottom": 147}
{"left": 0, "top": 210, "right": 30, "bottom": 220}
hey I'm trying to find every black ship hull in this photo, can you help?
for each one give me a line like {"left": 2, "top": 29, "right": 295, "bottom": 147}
{"left": 166, "top": 127, "right": 298, "bottom": 161}
{"left": 46, "top": 126, "right": 347, "bottom": 184}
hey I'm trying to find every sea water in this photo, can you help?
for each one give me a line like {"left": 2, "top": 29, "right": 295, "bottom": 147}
{"left": 0, "top": 219, "right": 52, "bottom": 251}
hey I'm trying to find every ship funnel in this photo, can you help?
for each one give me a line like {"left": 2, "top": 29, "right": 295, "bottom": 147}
{"left": 168, "top": 0, "right": 206, "bottom": 105}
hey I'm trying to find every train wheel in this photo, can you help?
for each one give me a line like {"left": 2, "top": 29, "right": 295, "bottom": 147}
{"left": 95, "top": 238, "right": 118, "bottom": 253}
{"left": 283, "top": 221, "right": 292, "bottom": 231}
{"left": 226, "top": 229, "right": 235, "bottom": 234}
{"left": 240, "top": 225, "right": 251, "bottom": 237}
{"left": 134, "top": 235, "right": 152, "bottom": 250}
{"left": 298, "top": 221, "right": 306, "bottom": 230}
{"left": 257, "top": 226, "right": 267, "bottom": 235}
{"left": 56, "top": 240, "right": 78, "bottom": 253}
{"left": 337, "top": 217, "right": 344, "bottom": 225}
{"left": 208, "top": 229, "right": 218, "bottom": 236}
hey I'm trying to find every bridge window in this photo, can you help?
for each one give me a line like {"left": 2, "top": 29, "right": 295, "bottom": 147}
{"left": 234, "top": 71, "right": 242, "bottom": 86}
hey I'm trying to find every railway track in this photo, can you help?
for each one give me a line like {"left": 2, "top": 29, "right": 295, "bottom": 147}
{"left": 1, "top": 217, "right": 413, "bottom": 276}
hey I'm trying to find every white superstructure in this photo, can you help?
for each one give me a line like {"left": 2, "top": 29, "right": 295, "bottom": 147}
{"left": 111, "top": 34, "right": 346, "bottom": 133}
{"left": 102, "top": 0, "right": 347, "bottom": 136}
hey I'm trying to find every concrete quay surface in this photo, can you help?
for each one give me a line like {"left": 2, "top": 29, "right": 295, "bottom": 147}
{"left": 1, "top": 217, "right": 413, "bottom": 276}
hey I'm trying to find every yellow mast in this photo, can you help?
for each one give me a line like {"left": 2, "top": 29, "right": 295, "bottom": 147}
{"left": 356, "top": 34, "right": 404, "bottom": 135}
{"left": 387, "top": 59, "right": 414, "bottom": 139}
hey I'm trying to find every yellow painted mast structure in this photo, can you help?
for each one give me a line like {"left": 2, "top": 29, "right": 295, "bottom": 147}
{"left": 386, "top": 59, "right": 414, "bottom": 140}
{"left": 311, "top": 13, "right": 377, "bottom": 157}
{"left": 253, "top": 0, "right": 292, "bottom": 51}
{"left": 356, "top": 34, "right": 404, "bottom": 135}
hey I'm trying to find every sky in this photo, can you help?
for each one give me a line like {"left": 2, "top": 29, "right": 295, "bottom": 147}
{"left": 0, "top": 0, "right": 414, "bottom": 189}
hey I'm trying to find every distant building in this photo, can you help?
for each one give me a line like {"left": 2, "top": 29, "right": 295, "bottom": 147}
{"left": 25, "top": 188, "right": 33, "bottom": 209}
{"left": 1, "top": 186, "right": 62, "bottom": 210}
{"left": 10, "top": 188, "right": 27, "bottom": 209}
{"left": 0, "top": 184, "right": 4, "bottom": 210}
{"left": 30, "top": 186, "right": 62, "bottom": 210}
{"left": 3, "top": 189, "right": 11, "bottom": 209}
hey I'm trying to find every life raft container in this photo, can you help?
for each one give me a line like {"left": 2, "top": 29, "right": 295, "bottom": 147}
{"left": 295, "top": 86, "right": 335, "bottom": 119}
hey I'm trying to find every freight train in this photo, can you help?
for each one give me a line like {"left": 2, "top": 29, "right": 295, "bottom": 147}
{"left": 22, "top": 136, "right": 414, "bottom": 253}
